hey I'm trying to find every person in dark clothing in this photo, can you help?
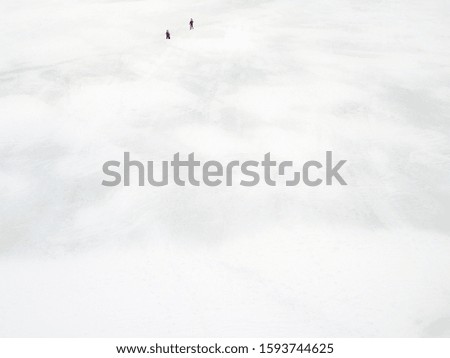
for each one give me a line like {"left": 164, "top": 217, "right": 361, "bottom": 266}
{"left": 166, "top": 30, "right": 171, "bottom": 39}
{"left": 189, "top": 18, "right": 194, "bottom": 30}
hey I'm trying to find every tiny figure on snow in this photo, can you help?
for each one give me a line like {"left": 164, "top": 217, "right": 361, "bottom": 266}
{"left": 189, "top": 18, "right": 194, "bottom": 30}
{"left": 166, "top": 30, "right": 171, "bottom": 39}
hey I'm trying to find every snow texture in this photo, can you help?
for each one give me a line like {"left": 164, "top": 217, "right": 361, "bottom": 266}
{"left": 0, "top": 0, "right": 449, "bottom": 337}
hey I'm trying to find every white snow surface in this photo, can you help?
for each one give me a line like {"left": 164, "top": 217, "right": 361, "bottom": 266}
{"left": 0, "top": 0, "right": 450, "bottom": 337}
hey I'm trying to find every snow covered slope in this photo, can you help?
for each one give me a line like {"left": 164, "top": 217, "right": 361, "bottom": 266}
{"left": 0, "top": 0, "right": 449, "bottom": 337}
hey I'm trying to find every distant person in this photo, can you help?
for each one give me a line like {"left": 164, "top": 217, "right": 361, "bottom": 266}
{"left": 166, "top": 30, "right": 171, "bottom": 39}
{"left": 189, "top": 18, "right": 194, "bottom": 30}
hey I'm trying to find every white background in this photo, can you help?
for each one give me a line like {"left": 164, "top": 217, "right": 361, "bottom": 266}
{"left": 1, "top": 339, "right": 450, "bottom": 358}
{"left": 0, "top": 0, "right": 449, "bottom": 337}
